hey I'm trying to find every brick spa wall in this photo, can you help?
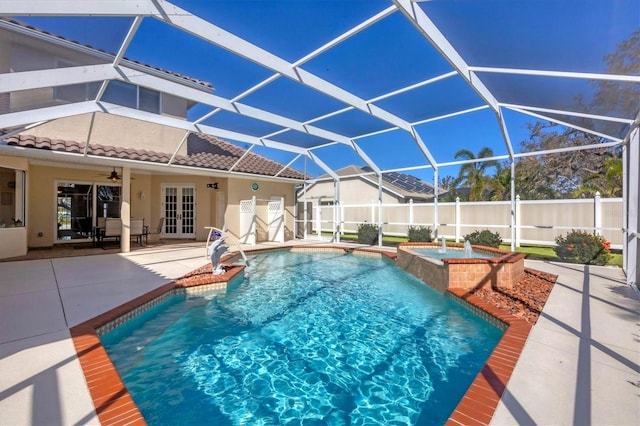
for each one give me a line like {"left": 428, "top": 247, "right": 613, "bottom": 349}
{"left": 397, "top": 243, "right": 525, "bottom": 292}
{"left": 397, "top": 246, "right": 450, "bottom": 292}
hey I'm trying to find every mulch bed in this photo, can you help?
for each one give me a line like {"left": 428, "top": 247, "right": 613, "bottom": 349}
{"left": 471, "top": 268, "right": 557, "bottom": 324}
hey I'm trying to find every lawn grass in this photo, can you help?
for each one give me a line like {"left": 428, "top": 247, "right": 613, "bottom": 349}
{"left": 500, "top": 244, "right": 555, "bottom": 260}
{"left": 501, "top": 244, "right": 623, "bottom": 267}
{"left": 321, "top": 232, "right": 622, "bottom": 267}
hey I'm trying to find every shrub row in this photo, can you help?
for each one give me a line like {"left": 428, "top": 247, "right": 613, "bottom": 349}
{"left": 356, "top": 224, "right": 503, "bottom": 247}
{"left": 554, "top": 230, "right": 611, "bottom": 265}
{"left": 355, "top": 224, "right": 612, "bottom": 266}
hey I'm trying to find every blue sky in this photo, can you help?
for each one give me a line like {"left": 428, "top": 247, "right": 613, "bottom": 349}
{"left": 14, "top": 0, "right": 639, "bottom": 183}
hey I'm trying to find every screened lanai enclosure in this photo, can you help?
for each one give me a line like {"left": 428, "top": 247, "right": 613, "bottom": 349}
{"left": 0, "top": 0, "right": 638, "bottom": 288}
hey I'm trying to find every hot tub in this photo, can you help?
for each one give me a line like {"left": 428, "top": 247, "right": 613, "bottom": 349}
{"left": 397, "top": 242, "right": 525, "bottom": 293}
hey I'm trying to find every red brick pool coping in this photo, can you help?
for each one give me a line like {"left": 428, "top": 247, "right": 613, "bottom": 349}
{"left": 445, "top": 288, "right": 532, "bottom": 425}
{"left": 70, "top": 264, "right": 245, "bottom": 425}
{"left": 69, "top": 246, "right": 532, "bottom": 425}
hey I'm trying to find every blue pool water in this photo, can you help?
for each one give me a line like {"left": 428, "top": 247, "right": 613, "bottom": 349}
{"left": 101, "top": 251, "right": 503, "bottom": 425}
{"left": 413, "top": 247, "right": 501, "bottom": 260}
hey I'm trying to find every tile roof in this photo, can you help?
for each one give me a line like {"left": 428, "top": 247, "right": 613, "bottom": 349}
{"left": 4, "top": 133, "right": 306, "bottom": 180}
{"left": 361, "top": 166, "right": 439, "bottom": 198}
{"left": 318, "top": 165, "right": 439, "bottom": 199}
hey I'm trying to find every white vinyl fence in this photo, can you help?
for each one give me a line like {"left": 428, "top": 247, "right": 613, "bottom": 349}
{"left": 299, "top": 194, "right": 623, "bottom": 249}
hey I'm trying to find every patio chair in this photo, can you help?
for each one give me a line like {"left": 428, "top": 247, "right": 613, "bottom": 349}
{"left": 130, "top": 217, "right": 145, "bottom": 246}
{"left": 100, "top": 217, "right": 122, "bottom": 248}
{"left": 144, "top": 217, "right": 165, "bottom": 244}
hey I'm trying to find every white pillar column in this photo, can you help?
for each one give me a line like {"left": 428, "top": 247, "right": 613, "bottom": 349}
{"left": 594, "top": 191, "right": 602, "bottom": 235}
{"left": 455, "top": 196, "right": 461, "bottom": 243}
{"left": 279, "top": 196, "right": 285, "bottom": 243}
{"left": 409, "top": 198, "right": 414, "bottom": 227}
{"left": 316, "top": 202, "right": 321, "bottom": 238}
{"left": 378, "top": 174, "right": 383, "bottom": 247}
{"left": 433, "top": 168, "right": 439, "bottom": 239}
{"left": 515, "top": 195, "right": 521, "bottom": 248}
{"left": 303, "top": 197, "right": 308, "bottom": 240}
{"left": 251, "top": 195, "right": 256, "bottom": 245}
{"left": 120, "top": 166, "right": 131, "bottom": 253}
{"left": 624, "top": 127, "right": 639, "bottom": 288}
{"left": 510, "top": 160, "right": 516, "bottom": 251}
{"left": 335, "top": 180, "right": 341, "bottom": 243}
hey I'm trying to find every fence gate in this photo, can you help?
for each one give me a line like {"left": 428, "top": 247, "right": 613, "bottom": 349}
{"left": 239, "top": 197, "right": 256, "bottom": 245}
{"left": 267, "top": 197, "right": 284, "bottom": 242}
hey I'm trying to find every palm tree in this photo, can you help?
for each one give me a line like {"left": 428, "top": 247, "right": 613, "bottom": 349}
{"left": 487, "top": 163, "right": 511, "bottom": 201}
{"left": 574, "top": 155, "right": 623, "bottom": 198}
{"left": 438, "top": 175, "right": 457, "bottom": 201}
{"left": 454, "top": 147, "right": 499, "bottom": 201}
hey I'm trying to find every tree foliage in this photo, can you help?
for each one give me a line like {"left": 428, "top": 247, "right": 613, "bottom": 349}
{"left": 509, "top": 30, "right": 635, "bottom": 199}
{"left": 439, "top": 30, "right": 636, "bottom": 201}
{"left": 513, "top": 124, "right": 622, "bottom": 199}
{"left": 438, "top": 175, "right": 459, "bottom": 202}
{"left": 487, "top": 163, "right": 512, "bottom": 201}
{"left": 574, "top": 155, "right": 623, "bottom": 198}
{"left": 592, "top": 29, "right": 640, "bottom": 128}
{"left": 453, "top": 147, "right": 498, "bottom": 201}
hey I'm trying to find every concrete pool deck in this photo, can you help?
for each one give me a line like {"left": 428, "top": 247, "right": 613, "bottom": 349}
{"left": 0, "top": 241, "right": 638, "bottom": 425}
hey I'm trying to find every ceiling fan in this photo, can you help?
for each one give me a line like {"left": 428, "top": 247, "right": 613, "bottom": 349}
{"left": 99, "top": 167, "right": 134, "bottom": 183}
{"left": 107, "top": 168, "right": 121, "bottom": 182}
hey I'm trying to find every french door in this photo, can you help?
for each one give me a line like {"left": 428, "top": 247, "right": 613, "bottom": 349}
{"left": 162, "top": 184, "right": 195, "bottom": 238}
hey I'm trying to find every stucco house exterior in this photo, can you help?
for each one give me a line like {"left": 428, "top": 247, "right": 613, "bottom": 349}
{"left": 0, "top": 17, "right": 305, "bottom": 260}
{"left": 300, "top": 165, "right": 440, "bottom": 205}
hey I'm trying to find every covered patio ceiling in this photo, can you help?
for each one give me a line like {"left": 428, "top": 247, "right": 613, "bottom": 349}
{"left": 0, "top": 0, "right": 638, "bottom": 182}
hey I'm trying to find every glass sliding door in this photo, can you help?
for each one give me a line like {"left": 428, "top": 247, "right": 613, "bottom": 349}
{"left": 56, "top": 182, "right": 93, "bottom": 241}
{"left": 55, "top": 182, "right": 121, "bottom": 243}
{"left": 0, "top": 167, "right": 25, "bottom": 228}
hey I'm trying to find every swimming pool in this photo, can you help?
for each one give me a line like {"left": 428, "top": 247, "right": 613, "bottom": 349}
{"left": 101, "top": 250, "right": 503, "bottom": 425}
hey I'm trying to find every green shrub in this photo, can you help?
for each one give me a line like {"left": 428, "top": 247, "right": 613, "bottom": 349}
{"left": 357, "top": 223, "right": 379, "bottom": 245}
{"left": 555, "top": 230, "right": 611, "bottom": 265}
{"left": 407, "top": 225, "right": 433, "bottom": 242}
{"left": 463, "top": 229, "right": 502, "bottom": 248}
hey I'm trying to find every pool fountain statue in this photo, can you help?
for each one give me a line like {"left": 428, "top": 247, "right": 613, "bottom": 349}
{"left": 438, "top": 236, "right": 447, "bottom": 253}
{"left": 464, "top": 240, "right": 473, "bottom": 258}
{"left": 208, "top": 231, "right": 228, "bottom": 275}
{"left": 205, "top": 226, "right": 251, "bottom": 273}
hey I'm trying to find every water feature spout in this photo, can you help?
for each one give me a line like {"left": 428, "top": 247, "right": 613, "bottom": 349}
{"left": 464, "top": 240, "right": 472, "bottom": 258}
{"left": 205, "top": 226, "right": 251, "bottom": 273}
{"left": 438, "top": 236, "right": 447, "bottom": 253}
{"left": 208, "top": 233, "right": 228, "bottom": 275}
